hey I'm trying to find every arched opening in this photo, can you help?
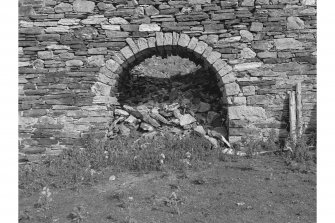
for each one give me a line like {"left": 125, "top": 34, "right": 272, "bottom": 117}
{"left": 108, "top": 45, "right": 229, "bottom": 144}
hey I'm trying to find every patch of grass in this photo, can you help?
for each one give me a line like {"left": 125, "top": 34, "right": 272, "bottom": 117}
{"left": 19, "top": 133, "right": 220, "bottom": 196}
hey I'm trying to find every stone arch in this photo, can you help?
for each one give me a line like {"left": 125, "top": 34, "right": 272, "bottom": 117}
{"left": 91, "top": 32, "right": 239, "bottom": 140}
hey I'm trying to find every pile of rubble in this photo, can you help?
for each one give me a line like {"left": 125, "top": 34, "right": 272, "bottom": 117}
{"left": 108, "top": 68, "right": 230, "bottom": 148}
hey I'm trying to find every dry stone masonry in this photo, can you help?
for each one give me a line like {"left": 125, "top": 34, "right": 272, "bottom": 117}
{"left": 19, "top": 0, "right": 317, "bottom": 156}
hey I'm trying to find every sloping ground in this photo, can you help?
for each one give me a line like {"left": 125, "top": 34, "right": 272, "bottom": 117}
{"left": 19, "top": 155, "right": 316, "bottom": 223}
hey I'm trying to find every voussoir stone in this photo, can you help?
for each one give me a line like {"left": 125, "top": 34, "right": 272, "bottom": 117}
{"left": 73, "top": 0, "right": 95, "bottom": 13}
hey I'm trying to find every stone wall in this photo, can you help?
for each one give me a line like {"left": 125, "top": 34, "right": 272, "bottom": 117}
{"left": 18, "top": 0, "right": 317, "bottom": 155}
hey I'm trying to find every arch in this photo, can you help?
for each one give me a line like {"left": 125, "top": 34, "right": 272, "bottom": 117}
{"left": 90, "top": 32, "right": 238, "bottom": 140}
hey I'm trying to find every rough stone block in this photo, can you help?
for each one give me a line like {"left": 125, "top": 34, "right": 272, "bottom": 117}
{"left": 120, "top": 46, "right": 134, "bottom": 60}
{"left": 177, "top": 33, "right": 191, "bottom": 47}
{"left": 106, "top": 59, "right": 122, "bottom": 74}
{"left": 194, "top": 41, "right": 208, "bottom": 55}
{"left": 250, "top": 22, "right": 263, "bottom": 32}
{"left": 145, "top": 5, "right": 159, "bottom": 16}
{"left": 220, "top": 72, "right": 236, "bottom": 84}
{"left": 101, "top": 25, "right": 121, "bottom": 31}
{"left": 164, "top": 32, "right": 173, "bottom": 46}
{"left": 73, "top": 0, "right": 95, "bottom": 13}
{"left": 93, "top": 96, "right": 118, "bottom": 105}
{"left": 240, "top": 48, "right": 256, "bottom": 59}
{"left": 206, "top": 51, "right": 221, "bottom": 64}
{"left": 55, "top": 3, "right": 73, "bottom": 13}
{"left": 20, "top": 27, "right": 43, "bottom": 35}
{"left": 139, "top": 24, "right": 161, "bottom": 32}
{"left": 225, "top": 82, "right": 240, "bottom": 96}
{"left": 137, "top": 38, "right": 148, "bottom": 51}
{"left": 126, "top": 38, "right": 140, "bottom": 54}
{"left": 234, "top": 62, "right": 263, "bottom": 71}
{"left": 241, "top": 0, "right": 254, "bottom": 6}
{"left": 212, "top": 13, "right": 235, "bottom": 20}
{"left": 81, "top": 15, "right": 107, "bottom": 24}
{"left": 187, "top": 37, "right": 198, "bottom": 51}
{"left": 229, "top": 105, "right": 266, "bottom": 121}
{"left": 45, "top": 26, "right": 69, "bottom": 33}
{"left": 88, "top": 47, "right": 108, "bottom": 55}
{"left": 105, "top": 31, "right": 129, "bottom": 38}
{"left": 109, "top": 17, "right": 129, "bottom": 25}
{"left": 274, "top": 38, "right": 303, "bottom": 50}
{"left": 242, "top": 86, "right": 256, "bottom": 96}
{"left": 65, "top": 60, "right": 83, "bottom": 67}
{"left": 87, "top": 55, "right": 105, "bottom": 67}
{"left": 287, "top": 16, "right": 305, "bottom": 30}
{"left": 156, "top": 32, "right": 164, "bottom": 46}
{"left": 38, "top": 51, "right": 53, "bottom": 60}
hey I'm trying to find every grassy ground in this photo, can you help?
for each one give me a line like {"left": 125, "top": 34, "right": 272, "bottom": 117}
{"left": 19, "top": 134, "right": 316, "bottom": 223}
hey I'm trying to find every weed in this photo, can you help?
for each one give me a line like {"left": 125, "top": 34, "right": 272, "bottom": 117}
{"left": 67, "top": 205, "right": 88, "bottom": 223}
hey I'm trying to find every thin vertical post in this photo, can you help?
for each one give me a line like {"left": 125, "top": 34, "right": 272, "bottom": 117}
{"left": 296, "top": 82, "right": 302, "bottom": 138}
{"left": 289, "top": 91, "right": 297, "bottom": 143}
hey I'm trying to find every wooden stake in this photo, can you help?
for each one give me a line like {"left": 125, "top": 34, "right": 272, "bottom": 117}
{"left": 289, "top": 91, "right": 296, "bottom": 143}
{"left": 296, "top": 82, "right": 302, "bottom": 138}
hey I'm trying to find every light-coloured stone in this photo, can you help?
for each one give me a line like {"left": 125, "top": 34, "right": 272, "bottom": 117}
{"left": 194, "top": 41, "right": 208, "bottom": 55}
{"left": 206, "top": 51, "right": 221, "bottom": 64}
{"left": 66, "top": 60, "right": 83, "bottom": 67}
{"left": 88, "top": 47, "right": 107, "bottom": 55}
{"left": 91, "top": 82, "right": 112, "bottom": 96}
{"left": 204, "top": 135, "right": 218, "bottom": 148}
{"left": 188, "top": 0, "right": 211, "bottom": 4}
{"left": 255, "top": 0, "right": 269, "bottom": 4}
{"left": 140, "top": 123, "right": 154, "bottom": 132}
{"left": 179, "top": 114, "right": 196, "bottom": 126}
{"left": 257, "top": 51, "right": 277, "bottom": 58}
{"left": 225, "top": 82, "right": 240, "bottom": 96}
{"left": 229, "top": 105, "right": 266, "bottom": 121}
{"left": 101, "top": 24, "right": 121, "bottom": 31}
{"left": 221, "top": 72, "right": 236, "bottom": 84}
{"left": 242, "top": 86, "right": 256, "bottom": 96}
{"left": 58, "top": 18, "right": 80, "bottom": 26}
{"left": 137, "top": 38, "right": 148, "bottom": 51}
{"left": 45, "top": 26, "right": 69, "bottom": 33}
{"left": 115, "top": 109, "right": 129, "bottom": 116}
{"left": 73, "top": 0, "right": 95, "bottom": 13}
{"left": 301, "top": 0, "right": 316, "bottom": 6}
{"left": 106, "top": 59, "right": 122, "bottom": 73}
{"left": 234, "top": 62, "right": 263, "bottom": 71}
{"left": 145, "top": 5, "right": 159, "bottom": 16}
{"left": 55, "top": 3, "right": 73, "bottom": 13}
{"left": 82, "top": 15, "right": 107, "bottom": 25}
{"left": 109, "top": 17, "right": 129, "bottom": 25}
{"left": 38, "top": 51, "right": 53, "bottom": 60}
{"left": 194, "top": 125, "right": 206, "bottom": 135}
{"left": 178, "top": 33, "right": 191, "bottom": 47}
{"left": 240, "top": 48, "right": 256, "bottom": 59}
{"left": 126, "top": 38, "right": 139, "bottom": 54}
{"left": 46, "top": 45, "right": 70, "bottom": 50}
{"left": 250, "top": 22, "right": 263, "bottom": 32}
{"left": 241, "top": 0, "right": 254, "bottom": 7}
{"left": 233, "top": 97, "right": 247, "bottom": 105}
{"left": 287, "top": 16, "right": 305, "bottom": 30}
{"left": 240, "top": 30, "right": 253, "bottom": 41}
{"left": 274, "top": 38, "right": 303, "bottom": 50}
{"left": 87, "top": 55, "right": 105, "bottom": 67}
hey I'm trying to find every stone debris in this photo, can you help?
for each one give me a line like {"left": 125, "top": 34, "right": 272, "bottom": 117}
{"left": 104, "top": 68, "right": 229, "bottom": 148}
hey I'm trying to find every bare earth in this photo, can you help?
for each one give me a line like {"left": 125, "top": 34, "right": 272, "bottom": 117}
{"left": 19, "top": 155, "right": 316, "bottom": 223}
